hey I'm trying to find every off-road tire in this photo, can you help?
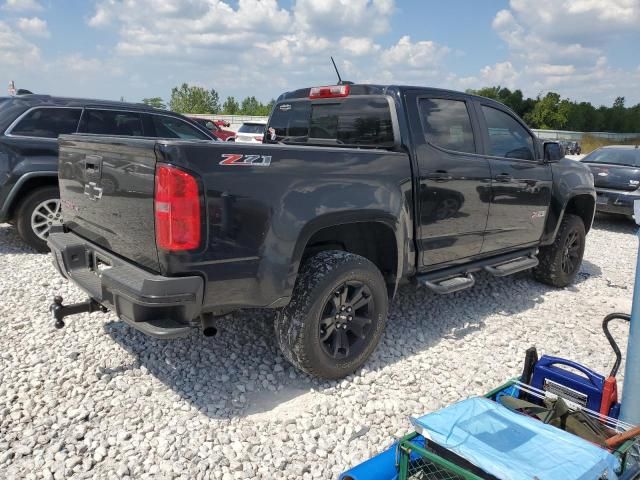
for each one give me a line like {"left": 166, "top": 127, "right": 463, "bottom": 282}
{"left": 15, "top": 186, "right": 60, "bottom": 253}
{"left": 274, "top": 250, "right": 388, "bottom": 379}
{"left": 533, "top": 213, "right": 586, "bottom": 287}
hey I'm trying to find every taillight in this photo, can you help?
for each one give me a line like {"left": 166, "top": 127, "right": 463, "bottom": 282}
{"left": 155, "top": 165, "right": 201, "bottom": 251}
{"left": 309, "top": 84, "right": 350, "bottom": 99}
{"left": 254, "top": 136, "right": 263, "bottom": 141}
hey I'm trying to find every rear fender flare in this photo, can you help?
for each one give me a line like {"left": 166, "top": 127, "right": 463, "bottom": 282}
{"left": 289, "top": 211, "right": 407, "bottom": 293}
{"left": 0, "top": 171, "right": 59, "bottom": 221}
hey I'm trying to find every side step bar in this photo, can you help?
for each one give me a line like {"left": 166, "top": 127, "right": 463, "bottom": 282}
{"left": 421, "top": 274, "right": 475, "bottom": 295}
{"left": 484, "top": 255, "right": 538, "bottom": 277}
{"left": 416, "top": 248, "right": 538, "bottom": 295}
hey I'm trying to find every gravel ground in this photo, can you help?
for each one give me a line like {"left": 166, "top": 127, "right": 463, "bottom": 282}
{"left": 0, "top": 215, "right": 637, "bottom": 479}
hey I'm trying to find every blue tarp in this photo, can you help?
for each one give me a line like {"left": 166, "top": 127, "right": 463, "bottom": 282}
{"left": 411, "top": 397, "right": 620, "bottom": 480}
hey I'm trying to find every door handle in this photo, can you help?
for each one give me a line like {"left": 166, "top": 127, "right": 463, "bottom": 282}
{"left": 426, "top": 171, "right": 452, "bottom": 182}
{"left": 494, "top": 173, "right": 513, "bottom": 183}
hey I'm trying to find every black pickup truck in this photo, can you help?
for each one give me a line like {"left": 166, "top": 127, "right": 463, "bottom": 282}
{"left": 48, "top": 84, "right": 596, "bottom": 379}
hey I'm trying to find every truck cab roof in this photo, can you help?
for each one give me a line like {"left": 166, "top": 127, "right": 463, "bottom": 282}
{"left": 277, "top": 83, "right": 503, "bottom": 105}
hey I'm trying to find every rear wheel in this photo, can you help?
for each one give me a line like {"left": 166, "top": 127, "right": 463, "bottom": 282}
{"left": 533, "top": 213, "right": 586, "bottom": 287}
{"left": 274, "top": 251, "right": 388, "bottom": 379}
{"left": 15, "top": 186, "right": 61, "bottom": 252}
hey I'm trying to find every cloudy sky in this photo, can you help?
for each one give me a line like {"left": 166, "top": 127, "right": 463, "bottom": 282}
{"left": 1, "top": 0, "right": 639, "bottom": 106}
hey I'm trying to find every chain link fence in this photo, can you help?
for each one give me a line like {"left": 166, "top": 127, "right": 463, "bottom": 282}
{"left": 533, "top": 129, "right": 640, "bottom": 142}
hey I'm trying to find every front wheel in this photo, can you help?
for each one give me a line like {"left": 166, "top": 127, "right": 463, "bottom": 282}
{"left": 533, "top": 213, "right": 586, "bottom": 287}
{"left": 275, "top": 251, "right": 388, "bottom": 379}
{"left": 15, "top": 186, "right": 61, "bottom": 252}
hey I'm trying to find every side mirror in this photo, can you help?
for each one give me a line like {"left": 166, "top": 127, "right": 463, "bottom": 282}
{"left": 543, "top": 141, "right": 564, "bottom": 162}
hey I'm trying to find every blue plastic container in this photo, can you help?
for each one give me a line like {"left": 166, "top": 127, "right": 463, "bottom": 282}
{"left": 531, "top": 355, "right": 605, "bottom": 412}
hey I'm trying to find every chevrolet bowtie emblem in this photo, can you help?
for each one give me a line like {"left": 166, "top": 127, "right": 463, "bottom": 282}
{"left": 84, "top": 182, "right": 103, "bottom": 201}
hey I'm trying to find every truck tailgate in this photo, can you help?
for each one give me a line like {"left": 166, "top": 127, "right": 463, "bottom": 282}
{"left": 58, "top": 135, "right": 160, "bottom": 272}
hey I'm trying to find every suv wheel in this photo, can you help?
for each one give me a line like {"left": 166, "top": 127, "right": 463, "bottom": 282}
{"left": 15, "top": 186, "right": 61, "bottom": 252}
{"left": 533, "top": 213, "right": 586, "bottom": 287}
{"left": 274, "top": 251, "right": 388, "bottom": 379}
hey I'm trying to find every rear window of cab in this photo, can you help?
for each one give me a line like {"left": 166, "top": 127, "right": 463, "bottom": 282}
{"left": 266, "top": 96, "right": 395, "bottom": 148}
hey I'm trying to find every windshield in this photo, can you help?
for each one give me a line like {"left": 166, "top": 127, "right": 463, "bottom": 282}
{"left": 238, "top": 123, "right": 265, "bottom": 134}
{"left": 583, "top": 148, "right": 640, "bottom": 167}
{"left": 266, "top": 96, "right": 395, "bottom": 148}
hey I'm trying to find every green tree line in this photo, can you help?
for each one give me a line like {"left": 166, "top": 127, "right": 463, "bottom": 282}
{"left": 143, "top": 83, "right": 640, "bottom": 133}
{"left": 466, "top": 86, "right": 640, "bottom": 133}
{"left": 142, "top": 83, "right": 275, "bottom": 116}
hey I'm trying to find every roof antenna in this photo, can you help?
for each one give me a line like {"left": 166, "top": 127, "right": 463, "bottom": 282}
{"left": 331, "top": 56, "right": 343, "bottom": 84}
{"left": 330, "top": 57, "right": 353, "bottom": 85}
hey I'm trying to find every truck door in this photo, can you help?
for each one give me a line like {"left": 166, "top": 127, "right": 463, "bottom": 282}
{"left": 474, "top": 102, "right": 552, "bottom": 253}
{"left": 405, "top": 90, "right": 491, "bottom": 267}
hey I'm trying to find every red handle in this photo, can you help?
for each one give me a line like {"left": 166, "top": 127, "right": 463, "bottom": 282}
{"left": 606, "top": 425, "right": 640, "bottom": 449}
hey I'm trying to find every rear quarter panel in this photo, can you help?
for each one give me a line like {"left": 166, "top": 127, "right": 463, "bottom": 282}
{"left": 156, "top": 142, "right": 414, "bottom": 311}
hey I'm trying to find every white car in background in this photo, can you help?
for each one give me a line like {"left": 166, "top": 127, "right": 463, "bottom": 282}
{"left": 235, "top": 121, "right": 267, "bottom": 143}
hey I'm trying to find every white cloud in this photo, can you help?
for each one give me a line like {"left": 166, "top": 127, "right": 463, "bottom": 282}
{"left": 479, "top": 61, "right": 519, "bottom": 87}
{"left": 294, "top": 0, "right": 394, "bottom": 38}
{"left": 381, "top": 36, "right": 449, "bottom": 68}
{"left": 61, "top": 54, "right": 106, "bottom": 74}
{"left": 527, "top": 64, "right": 576, "bottom": 76}
{"left": 0, "top": 20, "right": 40, "bottom": 67}
{"left": 80, "top": 0, "right": 454, "bottom": 96}
{"left": 1, "top": 0, "right": 43, "bottom": 11}
{"left": 339, "top": 37, "right": 379, "bottom": 56}
{"left": 486, "top": 0, "right": 640, "bottom": 104}
{"left": 508, "top": 0, "right": 640, "bottom": 44}
{"left": 16, "top": 16, "right": 49, "bottom": 37}
{"left": 21, "top": 0, "right": 628, "bottom": 107}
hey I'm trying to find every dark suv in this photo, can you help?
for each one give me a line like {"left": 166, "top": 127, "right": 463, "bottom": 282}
{"left": 0, "top": 95, "right": 215, "bottom": 251}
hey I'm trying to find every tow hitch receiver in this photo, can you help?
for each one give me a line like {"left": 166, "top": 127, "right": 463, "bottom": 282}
{"left": 50, "top": 295, "right": 107, "bottom": 329}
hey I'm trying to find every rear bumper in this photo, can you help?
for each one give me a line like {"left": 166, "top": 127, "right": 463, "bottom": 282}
{"left": 48, "top": 231, "right": 204, "bottom": 338}
{"left": 595, "top": 187, "right": 640, "bottom": 216}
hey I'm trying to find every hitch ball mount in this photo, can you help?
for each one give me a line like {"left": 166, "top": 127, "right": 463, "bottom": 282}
{"left": 50, "top": 295, "right": 108, "bottom": 329}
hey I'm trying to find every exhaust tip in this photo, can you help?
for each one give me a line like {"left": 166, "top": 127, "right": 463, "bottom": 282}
{"left": 201, "top": 313, "right": 218, "bottom": 337}
{"left": 202, "top": 326, "right": 217, "bottom": 337}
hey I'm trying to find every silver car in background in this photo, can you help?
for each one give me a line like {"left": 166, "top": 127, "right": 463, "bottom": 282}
{"left": 234, "top": 121, "right": 267, "bottom": 143}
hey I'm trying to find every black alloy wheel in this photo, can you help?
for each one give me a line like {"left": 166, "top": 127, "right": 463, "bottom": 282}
{"left": 561, "top": 229, "right": 582, "bottom": 276}
{"left": 533, "top": 213, "right": 586, "bottom": 288}
{"left": 319, "top": 281, "right": 374, "bottom": 361}
{"left": 274, "top": 250, "right": 388, "bottom": 379}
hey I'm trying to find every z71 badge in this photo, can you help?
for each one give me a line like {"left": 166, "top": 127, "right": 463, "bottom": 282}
{"left": 219, "top": 154, "right": 272, "bottom": 167}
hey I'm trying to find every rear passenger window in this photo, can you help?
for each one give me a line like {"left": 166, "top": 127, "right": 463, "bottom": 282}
{"left": 267, "top": 97, "right": 395, "bottom": 147}
{"left": 10, "top": 108, "right": 81, "bottom": 138}
{"left": 268, "top": 101, "right": 311, "bottom": 140}
{"left": 151, "top": 115, "right": 211, "bottom": 140}
{"left": 481, "top": 106, "right": 535, "bottom": 160}
{"left": 84, "top": 109, "right": 144, "bottom": 136}
{"left": 418, "top": 98, "right": 476, "bottom": 153}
